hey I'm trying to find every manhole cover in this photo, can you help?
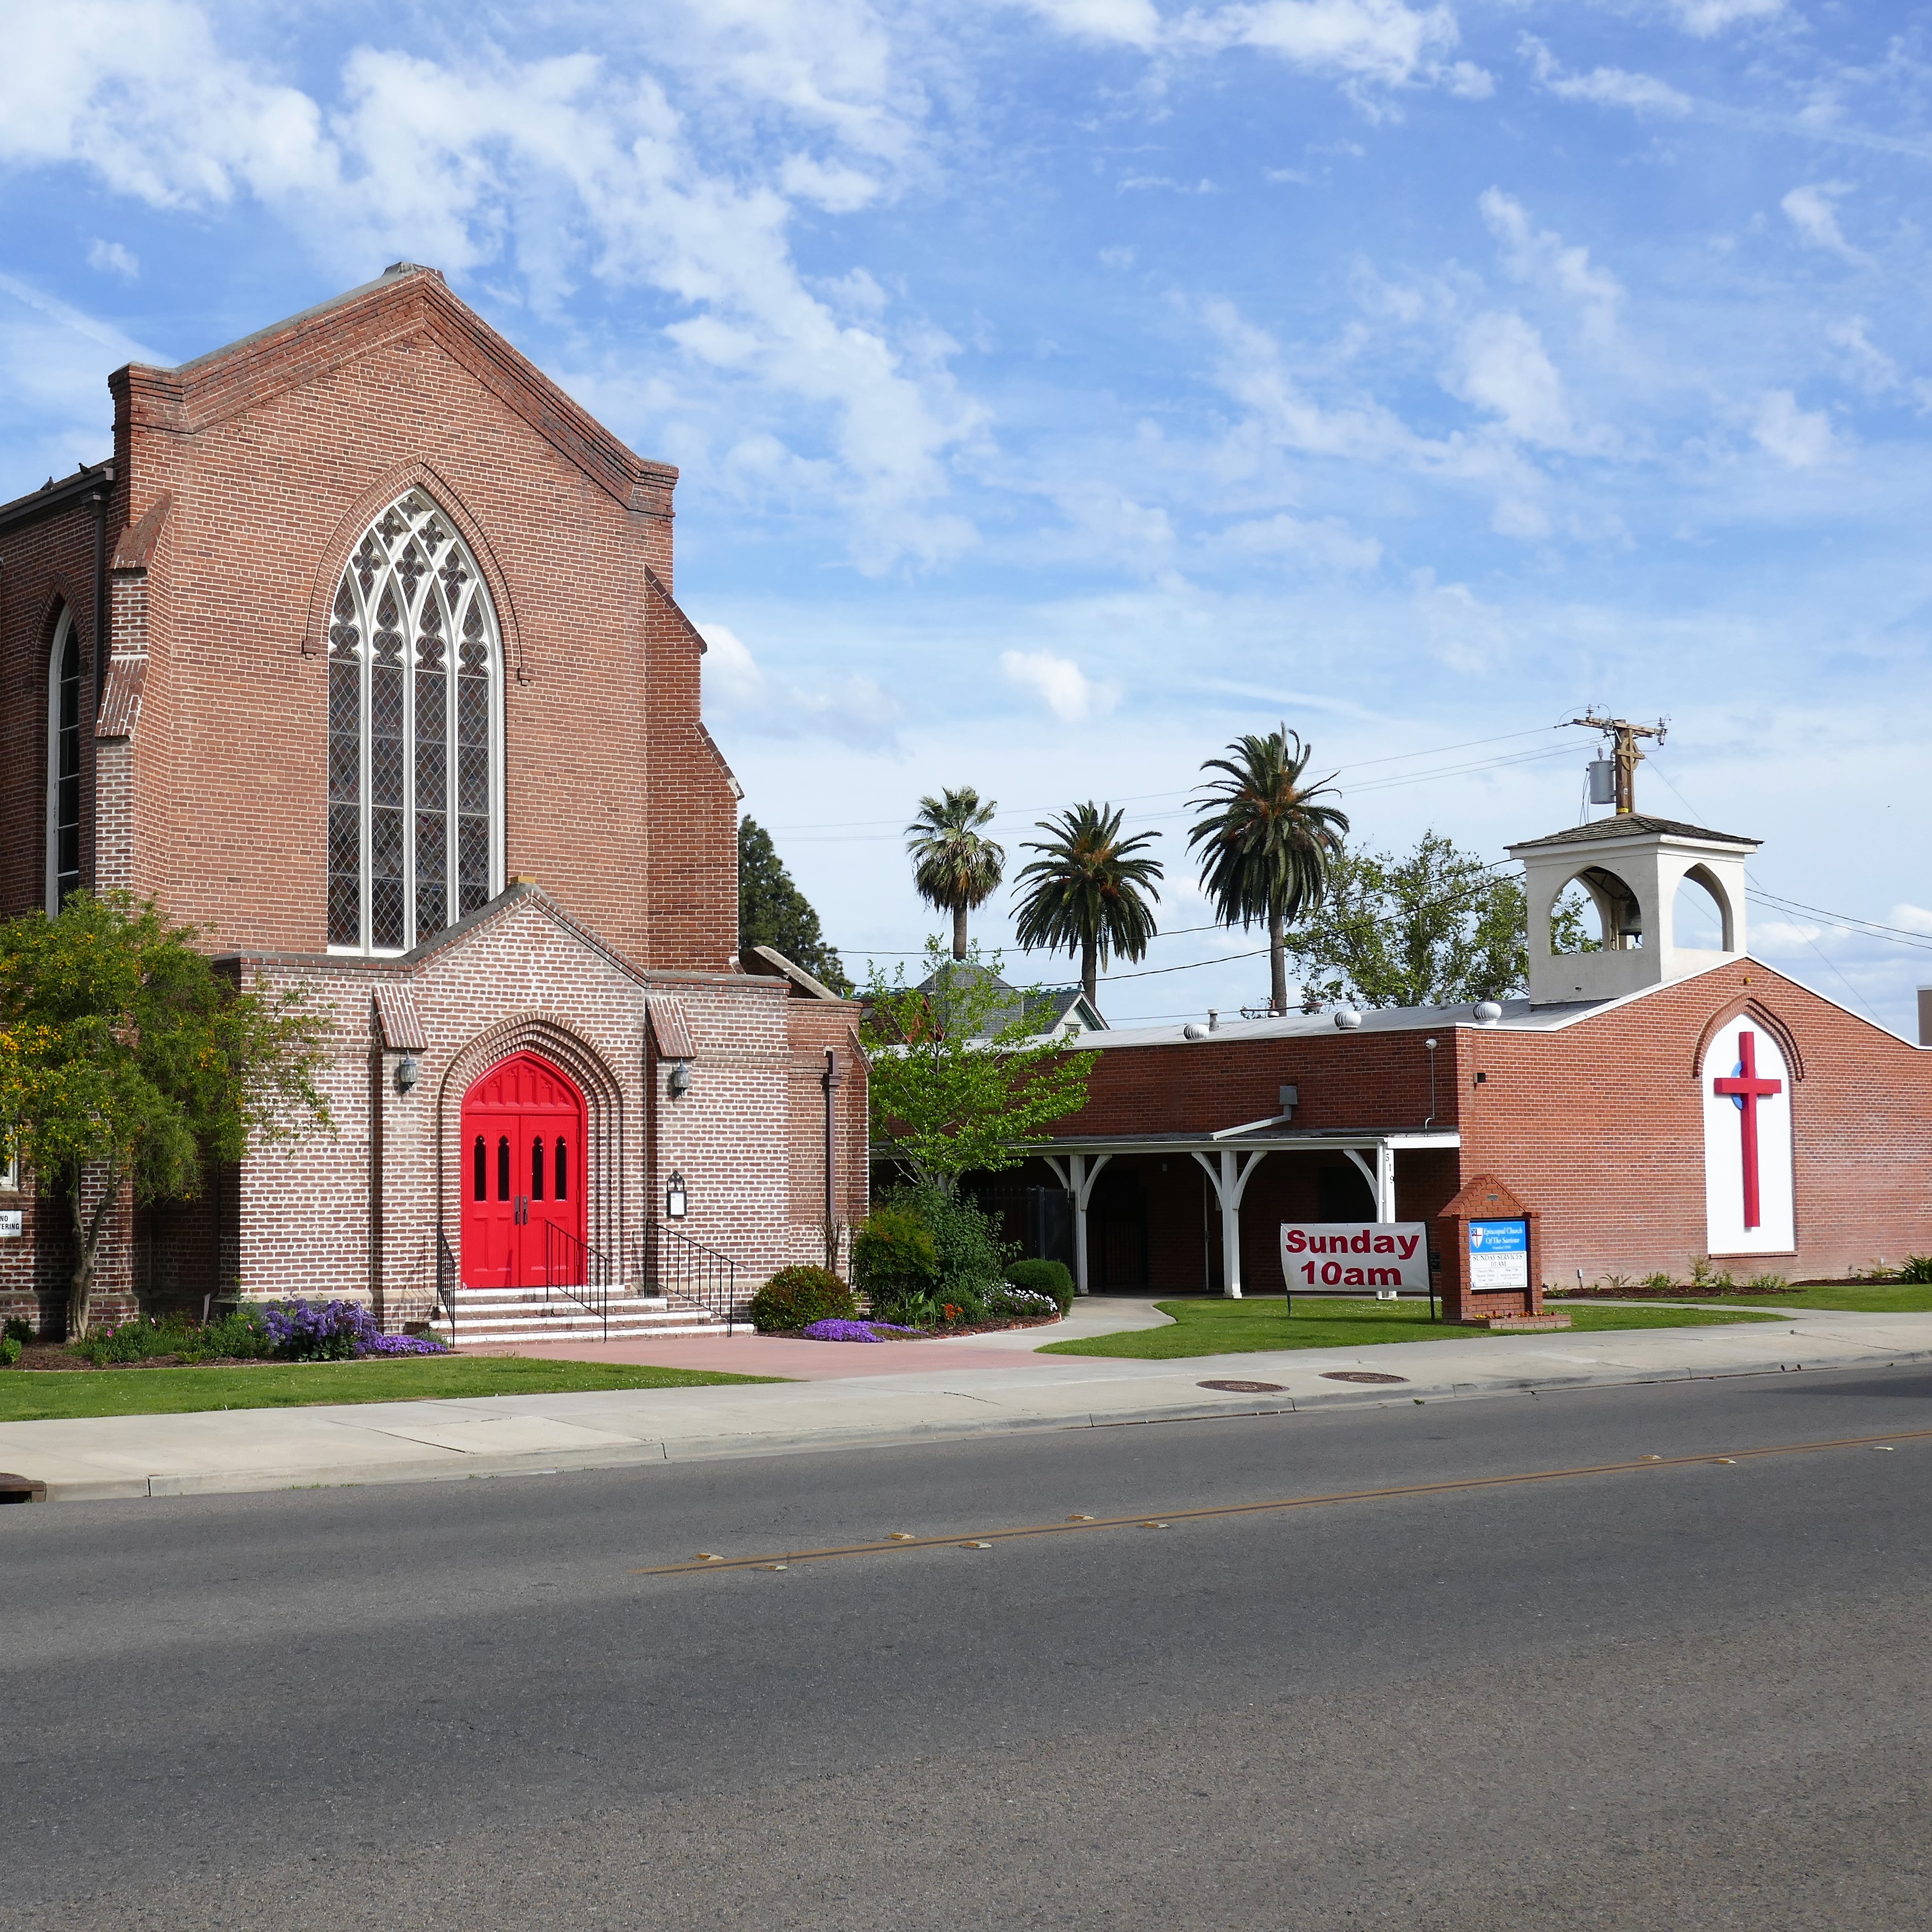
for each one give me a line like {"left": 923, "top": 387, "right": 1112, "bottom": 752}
{"left": 1197, "top": 1379, "right": 1285, "bottom": 1394}
{"left": 1320, "top": 1371, "right": 1409, "bottom": 1385}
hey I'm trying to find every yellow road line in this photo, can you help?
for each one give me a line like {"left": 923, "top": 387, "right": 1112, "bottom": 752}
{"left": 627, "top": 1426, "right": 1929, "bottom": 1576}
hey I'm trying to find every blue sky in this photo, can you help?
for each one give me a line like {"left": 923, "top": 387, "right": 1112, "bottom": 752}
{"left": 6, "top": 0, "right": 1931, "bottom": 1028}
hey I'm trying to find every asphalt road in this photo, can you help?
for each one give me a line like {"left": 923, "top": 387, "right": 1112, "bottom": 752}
{"left": 5, "top": 1366, "right": 1931, "bottom": 1931}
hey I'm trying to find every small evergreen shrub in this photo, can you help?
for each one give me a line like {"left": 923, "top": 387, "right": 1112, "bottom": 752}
{"left": 750, "top": 1265, "right": 856, "bottom": 1333}
{"left": 1006, "top": 1258, "right": 1075, "bottom": 1312}
{"left": 0, "top": 1333, "right": 19, "bottom": 1368}
{"left": 3, "top": 1315, "right": 32, "bottom": 1345}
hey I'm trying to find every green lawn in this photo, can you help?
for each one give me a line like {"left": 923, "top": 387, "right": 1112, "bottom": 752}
{"left": 1039, "top": 1295, "right": 1784, "bottom": 1361}
{"left": 1631, "top": 1282, "right": 1932, "bottom": 1315}
{"left": 0, "top": 1356, "right": 785, "bottom": 1423}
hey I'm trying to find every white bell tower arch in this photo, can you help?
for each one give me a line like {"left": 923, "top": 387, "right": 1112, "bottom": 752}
{"left": 1506, "top": 815, "right": 1759, "bottom": 1006}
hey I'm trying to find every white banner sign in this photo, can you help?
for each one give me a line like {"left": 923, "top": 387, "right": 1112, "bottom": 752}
{"left": 1281, "top": 1222, "right": 1429, "bottom": 1292}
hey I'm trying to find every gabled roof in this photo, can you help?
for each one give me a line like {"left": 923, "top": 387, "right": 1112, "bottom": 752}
{"left": 113, "top": 264, "right": 675, "bottom": 515}
{"left": 911, "top": 961, "right": 1106, "bottom": 1038}
{"left": 1509, "top": 813, "right": 1759, "bottom": 852}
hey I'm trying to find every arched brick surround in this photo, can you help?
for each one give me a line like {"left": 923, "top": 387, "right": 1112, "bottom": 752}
{"left": 438, "top": 1013, "right": 628, "bottom": 1272}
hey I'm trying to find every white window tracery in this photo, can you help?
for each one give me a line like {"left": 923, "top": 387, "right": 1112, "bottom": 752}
{"left": 327, "top": 491, "right": 503, "bottom": 953}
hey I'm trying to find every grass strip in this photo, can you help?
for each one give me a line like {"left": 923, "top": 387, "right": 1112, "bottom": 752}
{"left": 1039, "top": 1295, "right": 1783, "bottom": 1361}
{"left": 1635, "top": 1284, "right": 1932, "bottom": 1315}
{"left": 0, "top": 1356, "right": 785, "bottom": 1423}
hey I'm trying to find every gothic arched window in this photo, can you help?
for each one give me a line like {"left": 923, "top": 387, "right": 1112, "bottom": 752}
{"left": 44, "top": 608, "right": 80, "bottom": 916}
{"left": 327, "top": 490, "right": 503, "bottom": 952}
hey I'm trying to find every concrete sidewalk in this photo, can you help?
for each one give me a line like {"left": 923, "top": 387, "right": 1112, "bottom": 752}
{"left": 4, "top": 1300, "right": 1931, "bottom": 1503}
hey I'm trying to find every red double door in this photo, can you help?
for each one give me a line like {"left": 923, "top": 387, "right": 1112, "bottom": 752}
{"left": 460, "top": 1053, "right": 587, "bottom": 1288}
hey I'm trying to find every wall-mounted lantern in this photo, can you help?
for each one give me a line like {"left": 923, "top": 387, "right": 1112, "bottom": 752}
{"left": 396, "top": 1053, "right": 420, "bottom": 1093}
{"left": 666, "top": 1170, "right": 688, "bottom": 1219}
{"left": 667, "top": 1060, "right": 692, "bottom": 1098}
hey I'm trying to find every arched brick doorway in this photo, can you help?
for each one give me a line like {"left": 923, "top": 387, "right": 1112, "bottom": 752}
{"left": 459, "top": 1052, "right": 588, "bottom": 1287}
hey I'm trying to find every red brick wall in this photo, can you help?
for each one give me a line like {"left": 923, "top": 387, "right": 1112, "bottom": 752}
{"left": 1050, "top": 961, "right": 1932, "bottom": 1288}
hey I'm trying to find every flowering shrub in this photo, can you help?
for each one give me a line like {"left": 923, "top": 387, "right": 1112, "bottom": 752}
{"left": 260, "top": 1300, "right": 448, "bottom": 1361}
{"left": 798, "top": 1318, "right": 918, "bottom": 1344}
{"left": 982, "top": 1284, "right": 1059, "bottom": 1320}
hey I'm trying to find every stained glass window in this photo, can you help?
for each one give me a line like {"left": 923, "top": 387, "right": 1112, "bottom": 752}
{"left": 45, "top": 611, "right": 82, "bottom": 915}
{"left": 325, "top": 491, "right": 503, "bottom": 952}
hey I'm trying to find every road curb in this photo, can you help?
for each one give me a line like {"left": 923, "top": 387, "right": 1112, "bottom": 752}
{"left": 18, "top": 1339, "right": 1932, "bottom": 1502}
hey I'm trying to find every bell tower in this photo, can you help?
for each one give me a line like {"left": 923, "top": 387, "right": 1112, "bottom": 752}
{"left": 1507, "top": 815, "right": 1760, "bottom": 1006}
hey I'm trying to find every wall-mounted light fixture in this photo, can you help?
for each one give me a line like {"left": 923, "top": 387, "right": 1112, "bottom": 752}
{"left": 666, "top": 1170, "right": 688, "bottom": 1219}
{"left": 396, "top": 1053, "right": 420, "bottom": 1093}
{"left": 667, "top": 1060, "right": 692, "bottom": 1098}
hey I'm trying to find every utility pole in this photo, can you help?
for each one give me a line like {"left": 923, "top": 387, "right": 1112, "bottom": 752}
{"left": 1567, "top": 711, "right": 1668, "bottom": 816}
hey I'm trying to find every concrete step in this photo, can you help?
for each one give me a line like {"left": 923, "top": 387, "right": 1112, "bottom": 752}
{"left": 432, "top": 1290, "right": 743, "bottom": 1345}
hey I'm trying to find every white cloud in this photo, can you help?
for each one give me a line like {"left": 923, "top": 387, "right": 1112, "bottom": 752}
{"left": 1000, "top": 648, "right": 1123, "bottom": 721}
{"left": 1782, "top": 182, "right": 1867, "bottom": 263}
{"left": 1099, "top": 245, "right": 1137, "bottom": 267}
{"left": 1752, "top": 389, "right": 1835, "bottom": 467}
{"left": 86, "top": 238, "right": 139, "bottom": 278}
{"left": 1412, "top": 570, "right": 1508, "bottom": 673}
{"left": 1214, "top": 511, "right": 1383, "bottom": 570}
{"left": 1889, "top": 904, "right": 1932, "bottom": 935}
{"left": 1016, "top": 0, "right": 1164, "bottom": 46}
{"left": 5, "top": 3, "right": 981, "bottom": 573}
{"left": 699, "top": 621, "right": 903, "bottom": 747}
{"left": 1446, "top": 310, "right": 1574, "bottom": 447}
{"left": 1479, "top": 188, "right": 1623, "bottom": 344}
{"left": 1671, "top": 0, "right": 1783, "bottom": 35}
{"left": 780, "top": 153, "right": 882, "bottom": 211}
{"left": 1521, "top": 36, "right": 1693, "bottom": 117}
{"left": 1019, "top": 0, "right": 1484, "bottom": 96}
{"left": 1827, "top": 317, "right": 1901, "bottom": 395}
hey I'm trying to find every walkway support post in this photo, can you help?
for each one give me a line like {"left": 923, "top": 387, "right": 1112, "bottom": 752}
{"left": 1043, "top": 1152, "right": 1112, "bottom": 1295}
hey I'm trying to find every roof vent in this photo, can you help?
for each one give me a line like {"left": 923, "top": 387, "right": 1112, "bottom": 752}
{"left": 1183, "top": 1022, "right": 1209, "bottom": 1041}
{"left": 1334, "top": 1007, "right": 1363, "bottom": 1031}
{"left": 1473, "top": 1000, "right": 1503, "bottom": 1026}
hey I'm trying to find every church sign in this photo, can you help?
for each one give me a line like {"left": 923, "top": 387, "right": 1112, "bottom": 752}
{"left": 1468, "top": 1219, "right": 1529, "bottom": 1290}
{"left": 1281, "top": 1223, "right": 1429, "bottom": 1292}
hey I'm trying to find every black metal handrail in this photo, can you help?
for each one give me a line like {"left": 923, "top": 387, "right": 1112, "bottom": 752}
{"left": 435, "top": 1226, "right": 458, "bottom": 1347}
{"left": 637, "top": 1218, "right": 739, "bottom": 1336}
{"left": 543, "top": 1221, "right": 615, "bottom": 1342}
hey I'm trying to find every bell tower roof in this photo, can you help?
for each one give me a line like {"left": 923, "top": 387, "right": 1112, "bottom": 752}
{"left": 1506, "top": 814, "right": 1759, "bottom": 1007}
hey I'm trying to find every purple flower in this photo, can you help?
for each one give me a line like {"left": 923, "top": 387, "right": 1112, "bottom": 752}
{"left": 261, "top": 1299, "right": 449, "bottom": 1358}
{"left": 798, "top": 1318, "right": 918, "bottom": 1343}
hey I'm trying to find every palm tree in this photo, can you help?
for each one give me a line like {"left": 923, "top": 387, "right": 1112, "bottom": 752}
{"left": 1188, "top": 724, "right": 1349, "bottom": 1016}
{"left": 1013, "top": 803, "right": 1164, "bottom": 1010}
{"left": 907, "top": 786, "right": 1006, "bottom": 960}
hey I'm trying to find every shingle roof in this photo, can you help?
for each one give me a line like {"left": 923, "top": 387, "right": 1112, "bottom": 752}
{"left": 1509, "top": 813, "right": 1758, "bottom": 851}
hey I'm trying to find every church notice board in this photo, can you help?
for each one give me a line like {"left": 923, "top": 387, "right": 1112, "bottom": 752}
{"left": 1468, "top": 1219, "right": 1529, "bottom": 1290}
{"left": 1433, "top": 1175, "right": 1543, "bottom": 1321}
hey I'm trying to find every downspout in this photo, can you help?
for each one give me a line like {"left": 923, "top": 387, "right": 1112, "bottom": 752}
{"left": 822, "top": 1048, "right": 843, "bottom": 1265}
{"left": 90, "top": 477, "right": 109, "bottom": 713}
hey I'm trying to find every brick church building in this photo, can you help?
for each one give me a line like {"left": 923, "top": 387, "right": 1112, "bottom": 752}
{"left": 0, "top": 263, "right": 866, "bottom": 1339}
{"left": 1019, "top": 812, "right": 1932, "bottom": 1314}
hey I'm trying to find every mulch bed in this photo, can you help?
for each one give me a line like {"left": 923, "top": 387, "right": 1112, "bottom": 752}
{"left": 11, "top": 1344, "right": 290, "bottom": 1373}
{"left": 896, "top": 1315, "right": 1062, "bottom": 1339}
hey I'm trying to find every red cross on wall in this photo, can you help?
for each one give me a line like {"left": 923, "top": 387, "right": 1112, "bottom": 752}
{"left": 1712, "top": 1030, "right": 1783, "bottom": 1230}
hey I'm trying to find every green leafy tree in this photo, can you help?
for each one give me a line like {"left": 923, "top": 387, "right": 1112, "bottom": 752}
{"left": 0, "top": 892, "right": 333, "bottom": 1336}
{"left": 1188, "top": 724, "right": 1349, "bottom": 1016}
{"left": 1283, "top": 833, "right": 1531, "bottom": 1008}
{"left": 738, "top": 816, "right": 849, "bottom": 992}
{"left": 862, "top": 940, "right": 1095, "bottom": 1192}
{"left": 907, "top": 787, "right": 1005, "bottom": 961}
{"left": 1012, "top": 801, "right": 1164, "bottom": 1009}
